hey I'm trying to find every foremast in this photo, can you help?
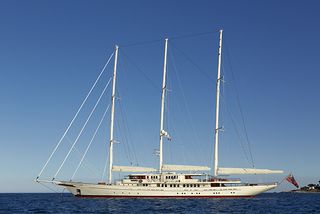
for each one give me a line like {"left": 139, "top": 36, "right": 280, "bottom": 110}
{"left": 214, "top": 30, "right": 223, "bottom": 177}
{"left": 159, "top": 38, "right": 169, "bottom": 173}
{"left": 108, "top": 45, "right": 119, "bottom": 183}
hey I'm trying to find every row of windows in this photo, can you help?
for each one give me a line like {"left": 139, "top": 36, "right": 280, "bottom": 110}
{"left": 131, "top": 175, "right": 183, "bottom": 180}
{"left": 165, "top": 175, "right": 178, "bottom": 179}
{"left": 156, "top": 184, "right": 201, "bottom": 188}
{"left": 126, "top": 183, "right": 229, "bottom": 189}
{"left": 145, "top": 175, "right": 180, "bottom": 180}
{"left": 111, "top": 192, "right": 233, "bottom": 195}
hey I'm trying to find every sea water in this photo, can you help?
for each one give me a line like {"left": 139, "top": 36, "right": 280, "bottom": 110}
{"left": 0, "top": 193, "right": 319, "bottom": 213}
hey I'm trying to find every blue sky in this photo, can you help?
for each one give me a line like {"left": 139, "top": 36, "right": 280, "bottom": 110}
{"left": 0, "top": 0, "right": 319, "bottom": 193}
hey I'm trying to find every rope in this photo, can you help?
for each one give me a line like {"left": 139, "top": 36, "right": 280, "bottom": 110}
{"left": 120, "top": 49, "right": 159, "bottom": 90}
{"left": 120, "top": 30, "right": 218, "bottom": 48}
{"left": 37, "top": 181, "right": 60, "bottom": 193}
{"left": 121, "top": 38, "right": 162, "bottom": 48}
{"left": 117, "top": 91, "right": 138, "bottom": 165}
{"left": 70, "top": 103, "right": 111, "bottom": 180}
{"left": 101, "top": 147, "right": 109, "bottom": 181}
{"left": 170, "top": 30, "right": 218, "bottom": 41}
{"left": 278, "top": 176, "right": 287, "bottom": 185}
{"left": 168, "top": 47, "right": 206, "bottom": 165}
{"left": 220, "top": 93, "right": 253, "bottom": 166}
{"left": 53, "top": 77, "right": 112, "bottom": 179}
{"left": 64, "top": 136, "right": 100, "bottom": 177}
{"left": 115, "top": 56, "right": 136, "bottom": 164}
{"left": 165, "top": 73, "right": 173, "bottom": 163}
{"left": 171, "top": 42, "right": 214, "bottom": 82}
{"left": 115, "top": 112, "right": 131, "bottom": 164}
{"left": 37, "top": 52, "right": 114, "bottom": 179}
{"left": 224, "top": 40, "right": 255, "bottom": 167}
{"left": 120, "top": 31, "right": 220, "bottom": 90}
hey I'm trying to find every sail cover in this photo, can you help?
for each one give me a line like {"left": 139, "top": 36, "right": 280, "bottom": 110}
{"left": 162, "top": 164, "right": 210, "bottom": 171}
{"left": 218, "top": 167, "right": 283, "bottom": 175}
{"left": 112, "top": 166, "right": 157, "bottom": 172}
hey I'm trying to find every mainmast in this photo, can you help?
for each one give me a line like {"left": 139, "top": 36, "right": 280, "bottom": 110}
{"left": 214, "top": 30, "right": 223, "bottom": 177}
{"left": 108, "top": 45, "right": 119, "bottom": 183}
{"left": 159, "top": 38, "right": 169, "bottom": 173}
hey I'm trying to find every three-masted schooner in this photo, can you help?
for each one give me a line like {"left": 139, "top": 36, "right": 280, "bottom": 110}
{"left": 36, "top": 30, "right": 283, "bottom": 197}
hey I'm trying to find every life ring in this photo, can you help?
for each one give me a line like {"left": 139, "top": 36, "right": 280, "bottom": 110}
{"left": 139, "top": 179, "right": 142, "bottom": 183}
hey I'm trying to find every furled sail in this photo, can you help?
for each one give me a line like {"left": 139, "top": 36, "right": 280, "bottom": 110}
{"left": 162, "top": 164, "right": 210, "bottom": 171}
{"left": 217, "top": 167, "right": 283, "bottom": 175}
{"left": 112, "top": 166, "right": 157, "bottom": 172}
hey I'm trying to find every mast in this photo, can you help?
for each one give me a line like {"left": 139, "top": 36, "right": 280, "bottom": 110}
{"left": 108, "top": 45, "right": 119, "bottom": 183}
{"left": 159, "top": 38, "right": 168, "bottom": 173}
{"left": 214, "top": 30, "right": 223, "bottom": 177}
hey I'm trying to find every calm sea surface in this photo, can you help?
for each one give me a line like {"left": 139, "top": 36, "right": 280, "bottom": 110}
{"left": 0, "top": 193, "right": 319, "bottom": 213}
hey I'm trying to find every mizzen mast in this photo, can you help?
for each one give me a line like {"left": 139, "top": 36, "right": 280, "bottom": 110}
{"left": 214, "top": 30, "right": 223, "bottom": 177}
{"left": 108, "top": 45, "right": 119, "bottom": 183}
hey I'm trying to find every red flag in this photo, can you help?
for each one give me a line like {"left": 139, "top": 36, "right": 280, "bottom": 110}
{"left": 286, "top": 174, "right": 299, "bottom": 188}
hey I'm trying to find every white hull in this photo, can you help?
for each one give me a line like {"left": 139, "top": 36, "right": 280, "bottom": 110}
{"left": 59, "top": 181, "right": 277, "bottom": 198}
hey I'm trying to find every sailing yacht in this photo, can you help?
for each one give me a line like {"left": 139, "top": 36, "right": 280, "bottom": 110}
{"left": 36, "top": 30, "right": 283, "bottom": 197}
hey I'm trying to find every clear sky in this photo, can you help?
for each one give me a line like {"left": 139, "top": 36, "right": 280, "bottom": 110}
{"left": 1, "top": 0, "right": 319, "bottom": 193}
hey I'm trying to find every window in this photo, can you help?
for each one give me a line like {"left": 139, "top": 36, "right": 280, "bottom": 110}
{"left": 157, "top": 184, "right": 160, "bottom": 187}
{"left": 183, "top": 184, "right": 185, "bottom": 187}
{"left": 170, "top": 184, "right": 172, "bottom": 187}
